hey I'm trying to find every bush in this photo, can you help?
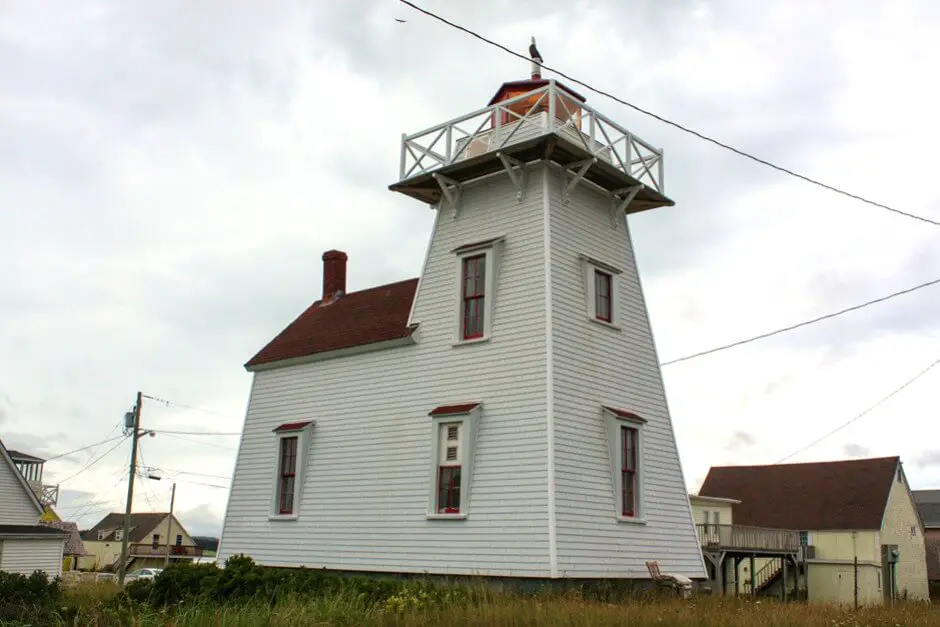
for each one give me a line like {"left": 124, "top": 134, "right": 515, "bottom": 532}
{"left": 0, "top": 570, "right": 63, "bottom": 623}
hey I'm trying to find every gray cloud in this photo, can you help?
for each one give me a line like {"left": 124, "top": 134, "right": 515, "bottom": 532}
{"left": 914, "top": 451, "right": 940, "bottom": 468}
{"left": 724, "top": 431, "right": 757, "bottom": 452}
{"left": 177, "top": 503, "right": 223, "bottom": 538}
{"left": 843, "top": 443, "right": 871, "bottom": 458}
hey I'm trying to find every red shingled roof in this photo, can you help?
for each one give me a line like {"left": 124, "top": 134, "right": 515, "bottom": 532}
{"left": 428, "top": 403, "right": 481, "bottom": 416}
{"left": 699, "top": 456, "right": 901, "bottom": 530}
{"left": 246, "top": 278, "right": 419, "bottom": 369}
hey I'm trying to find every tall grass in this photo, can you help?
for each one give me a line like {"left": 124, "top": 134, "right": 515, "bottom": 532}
{"left": 62, "top": 588, "right": 938, "bottom": 627}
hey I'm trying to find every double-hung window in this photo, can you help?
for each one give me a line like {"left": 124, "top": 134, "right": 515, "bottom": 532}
{"left": 269, "top": 420, "right": 314, "bottom": 520}
{"left": 579, "top": 254, "right": 622, "bottom": 328}
{"left": 451, "top": 237, "right": 503, "bottom": 344}
{"left": 437, "top": 423, "right": 462, "bottom": 513}
{"left": 277, "top": 436, "right": 298, "bottom": 515}
{"left": 620, "top": 425, "right": 638, "bottom": 516}
{"left": 461, "top": 255, "right": 486, "bottom": 340}
{"left": 603, "top": 406, "right": 645, "bottom": 522}
{"left": 427, "top": 403, "right": 481, "bottom": 519}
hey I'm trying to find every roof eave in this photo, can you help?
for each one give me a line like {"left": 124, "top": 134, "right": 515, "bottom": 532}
{"left": 245, "top": 331, "right": 419, "bottom": 373}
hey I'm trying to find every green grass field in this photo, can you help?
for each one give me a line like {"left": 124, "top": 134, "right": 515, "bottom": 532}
{"left": 60, "top": 585, "right": 938, "bottom": 626}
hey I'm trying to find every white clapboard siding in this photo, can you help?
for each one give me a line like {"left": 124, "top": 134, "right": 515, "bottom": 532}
{"left": 0, "top": 539, "right": 64, "bottom": 577}
{"left": 0, "top": 456, "right": 40, "bottom": 525}
{"left": 547, "top": 165, "right": 707, "bottom": 579}
{"left": 220, "top": 168, "right": 552, "bottom": 577}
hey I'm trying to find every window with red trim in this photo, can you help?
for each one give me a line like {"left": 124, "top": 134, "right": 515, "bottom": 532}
{"left": 277, "top": 436, "right": 298, "bottom": 514}
{"left": 436, "top": 423, "right": 462, "bottom": 513}
{"left": 461, "top": 255, "right": 486, "bottom": 340}
{"left": 621, "top": 425, "right": 637, "bottom": 517}
{"left": 595, "top": 270, "right": 612, "bottom": 322}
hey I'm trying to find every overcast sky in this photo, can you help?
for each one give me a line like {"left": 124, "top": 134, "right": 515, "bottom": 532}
{"left": 2, "top": 0, "right": 938, "bottom": 537}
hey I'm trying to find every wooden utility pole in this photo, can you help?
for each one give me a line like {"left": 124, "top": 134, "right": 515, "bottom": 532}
{"left": 117, "top": 391, "right": 142, "bottom": 587}
{"left": 164, "top": 482, "right": 176, "bottom": 568}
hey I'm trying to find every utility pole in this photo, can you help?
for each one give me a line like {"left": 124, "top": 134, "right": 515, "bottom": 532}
{"left": 117, "top": 391, "right": 142, "bottom": 587}
{"left": 164, "top": 482, "right": 176, "bottom": 568}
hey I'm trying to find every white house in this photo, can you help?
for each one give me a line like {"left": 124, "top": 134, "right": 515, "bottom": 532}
{"left": 0, "top": 438, "right": 67, "bottom": 577}
{"left": 219, "top": 59, "right": 706, "bottom": 582}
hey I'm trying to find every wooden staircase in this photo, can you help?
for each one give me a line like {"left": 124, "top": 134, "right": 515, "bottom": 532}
{"left": 744, "top": 558, "right": 784, "bottom": 595}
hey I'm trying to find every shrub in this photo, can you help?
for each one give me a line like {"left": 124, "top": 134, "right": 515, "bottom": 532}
{"left": 0, "top": 570, "right": 62, "bottom": 623}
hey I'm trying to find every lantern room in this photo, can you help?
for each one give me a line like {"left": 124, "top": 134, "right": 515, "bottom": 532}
{"left": 488, "top": 78, "right": 586, "bottom": 129}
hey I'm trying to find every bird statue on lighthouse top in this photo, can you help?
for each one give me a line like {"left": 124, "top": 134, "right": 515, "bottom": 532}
{"left": 529, "top": 37, "right": 544, "bottom": 79}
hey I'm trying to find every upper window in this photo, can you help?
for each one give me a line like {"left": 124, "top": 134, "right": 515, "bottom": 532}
{"left": 603, "top": 406, "right": 645, "bottom": 522}
{"left": 151, "top": 534, "right": 160, "bottom": 548}
{"left": 175, "top": 534, "right": 182, "bottom": 546}
{"left": 115, "top": 530, "right": 123, "bottom": 541}
{"left": 270, "top": 420, "right": 315, "bottom": 520}
{"left": 579, "top": 254, "right": 622, "bottom": 328}
{"left": 799, "top": 531, "right": 808, "bottom": 546}
{"left": 451, "top": 237, "right": 504, "bottom": 345}
{"left": 595, "top": 270, "right": 612, "bottom": 322}
{"left": 461, "top": 255, "right": 486, "bottom": 340}
{"left": 97, "top": 531, "right": 107, "bottom": 541}
{"left": 427, "top": 403, "right": 482, "bottom": 518}
{"left": 277, "top": 436, "right": 298, "bottom": 514}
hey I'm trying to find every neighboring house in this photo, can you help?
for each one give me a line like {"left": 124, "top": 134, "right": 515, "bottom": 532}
{"left": 39, "top": 520, "right": 87, "bottom": 571}
{"left": 689, "top": 494, "right": 805, "bottom": 599}
{"left": 79, "top": 512, "right": 201, "bottom": 572}
{"left": 912, "top": 489, "right": 940, "bottom": 600}
{"left": 219, "top": 63, "right": 706, "bottom": 582}
{"left": 7, "top": 447, "right": 60, "bottom": 508}
{"left": 0, "top": 438, "right": 67, "bottom": 577}
{"left": 700, "top": 457, "right": 929, "bottom": 604}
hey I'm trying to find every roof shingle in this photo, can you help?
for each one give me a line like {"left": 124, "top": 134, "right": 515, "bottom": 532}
{"left": 81, "top": 512, "right": 170, "bottom": 543}
{"left": 246, "top": 278, "right": 419, "bottom": 369}
{"left": 699, "top": 457, "right": 900, "bottom": 530}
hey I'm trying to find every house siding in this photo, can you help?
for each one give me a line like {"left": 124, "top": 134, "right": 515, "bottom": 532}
{"left": 880, "top": 473, "right": 930, "bottom": 600}
{"left": 219, "top": 168, "right": 551, "bottom": 577}
{"left": 0, "top": 457, "right": 40, "bottom": 525}
{"left": 546, "top": 165, "right": 706, "bottom": 579}
{"left": 0, "top": 539, "right": 64, "bottom": 577}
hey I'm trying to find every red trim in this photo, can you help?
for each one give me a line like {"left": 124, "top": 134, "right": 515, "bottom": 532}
{"left": 273, "top": 421, "right": 313, "bottom": 433}
{"left": 429, "top": 403, "right": 480, "bottom": 417}
{"left": 461, "top": 255, "right": 486, "bottom": 340}
{"left": 621, "top": 426, "right": 637, "bottom": 517}
{"left": 487, "top": 79, "right": 587, "bottom": 106}
{"left": 603, "top": 406, "right": 646, "bottom": 423}
{"left": 595, "top": 270, "right": 612, "bottom": 322}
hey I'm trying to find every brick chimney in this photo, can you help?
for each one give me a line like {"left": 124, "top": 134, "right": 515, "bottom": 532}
{"left": 322, "top": 250, "right": 347, "bottom": 303}
{"left": 323, "top": 250, "right": 348, "bottom": 303}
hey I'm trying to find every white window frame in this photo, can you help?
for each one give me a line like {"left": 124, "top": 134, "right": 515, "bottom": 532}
{"left": 452, "top": 237, "right": 504, "bottom": 346}
{"left": 114, "top": 530, "right": 123, "bottom": 541}
{"left": 269, "top": 421, "right": 316, "bottom": 521}
{"left": 603, "top": 406, "right": 646, "bottom": 523}
{"left": 579, "top": 254, "right": 623, "bottom": 330}
{"left": 426, "top": 404, "right": 482, "bottom": 520}
{"left": 97, "top": 531, "right": 107, "bottom": 541}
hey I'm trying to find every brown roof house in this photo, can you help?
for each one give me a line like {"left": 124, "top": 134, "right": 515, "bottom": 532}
{"left": 79, "top": 512, "right": 201, "bottom": 572}
{"left": 912, "top": 489, "right": 940, "bottom": 600}
{"left": 700, "top": 456, "right": 929, "bottom": 604}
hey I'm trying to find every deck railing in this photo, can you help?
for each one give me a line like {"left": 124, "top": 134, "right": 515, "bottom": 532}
{"left": 697, "top": 524, "right": 800, "bottom": 552}
{"left": 399, "top": 81, "right": 664, "bottom": 192}
{"left": 128, "top": 544, "right": 203, "bottom": 558}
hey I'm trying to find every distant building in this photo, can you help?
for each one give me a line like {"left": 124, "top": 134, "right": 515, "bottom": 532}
{"left": 912, "top": 489, "right": 940, "bottom": 600}
{"left": 79, "top": 512, "right": 202, "bottom": 572}
{"left": 700, "top": 456, "right": 929, "bottom": 604}
{"left": 0, "top": 438, "right": 67, "bottom": 576}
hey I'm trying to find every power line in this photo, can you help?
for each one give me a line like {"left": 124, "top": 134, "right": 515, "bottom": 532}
{"left": 44, "top": 434, "right": 127, "bottom": 462}
{"left": 660, "top": 277, "right": 940, "bottom": 366}
{"left": 147, "top": 466, "right": 232, "bottom": 481}
{"left": 142, "top": 394, "right": 240, "bottom": 420}
{"left": 174, "top": 478, "right": 229, "bottom": 490}
{"left": 160, "top": 432, "right": 237, "bottom": 451}
{"left": 775, "top": 355, "right": 940, "bottom": 464}
{"left": 57, "top": 436, "right": 129, "bottom": 485}
{"left": 399, "top": 0, "right": 940, "bottom": 228}
{"left": 155, "top": 430, "right": 241, "bottom": 436}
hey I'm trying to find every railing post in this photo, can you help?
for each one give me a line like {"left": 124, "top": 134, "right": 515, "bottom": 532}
{"left": 445, "top": 126, "right": 452, "bottom": 164}
{"left": 548, "top": 82, "right": 556, "bottom": 132}
{"left": 399, "top": 133, "right": 407, "bottom": 181}
{"left": 624, "top": 134, "right": 633, "bottom": 176}
{"left": 658, "top": 149, "right": 665, "bottom": 193}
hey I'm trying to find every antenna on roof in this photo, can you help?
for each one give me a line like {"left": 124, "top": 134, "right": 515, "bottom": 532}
{"left": 529, "top": 37, "right": 543, "bottom": 79}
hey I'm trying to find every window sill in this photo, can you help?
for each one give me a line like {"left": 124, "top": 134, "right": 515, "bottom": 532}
{"left": 589, "top": 317, "right": 622, "bottom": 331}
{"left": 426, "top": 513, "right": 468, "bottom": 521}
{"left": 617, "top": 516, "right": 646, "bottom": 525}
{"left": 452, "top": 336, "right": 490, "bottom": 348}
{"left": 268, "top": 514, "right": 298, "bottom": 522}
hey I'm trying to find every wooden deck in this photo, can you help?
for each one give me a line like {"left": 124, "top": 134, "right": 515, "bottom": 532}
{"left": 697, "top": 524, "right": 800, "bottom": 553}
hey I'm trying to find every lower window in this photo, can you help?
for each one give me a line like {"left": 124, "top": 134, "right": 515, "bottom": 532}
{"left": 621, "top": 425, "right": 637, "bottom": 516}
{"left": 278, "top": 436, "right": 298, "bottom": 514}
{"left": 437, "top": 466, "right": 461, "bottom": 513}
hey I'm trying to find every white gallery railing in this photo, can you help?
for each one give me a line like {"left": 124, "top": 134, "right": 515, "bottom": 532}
{"left": 399, "top": 81, "right": 664, "bottom": 193}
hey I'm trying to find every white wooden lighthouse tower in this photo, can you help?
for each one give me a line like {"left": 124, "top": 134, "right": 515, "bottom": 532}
{"left": 389, "top": 48, "right": 706, "bottom": 580}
